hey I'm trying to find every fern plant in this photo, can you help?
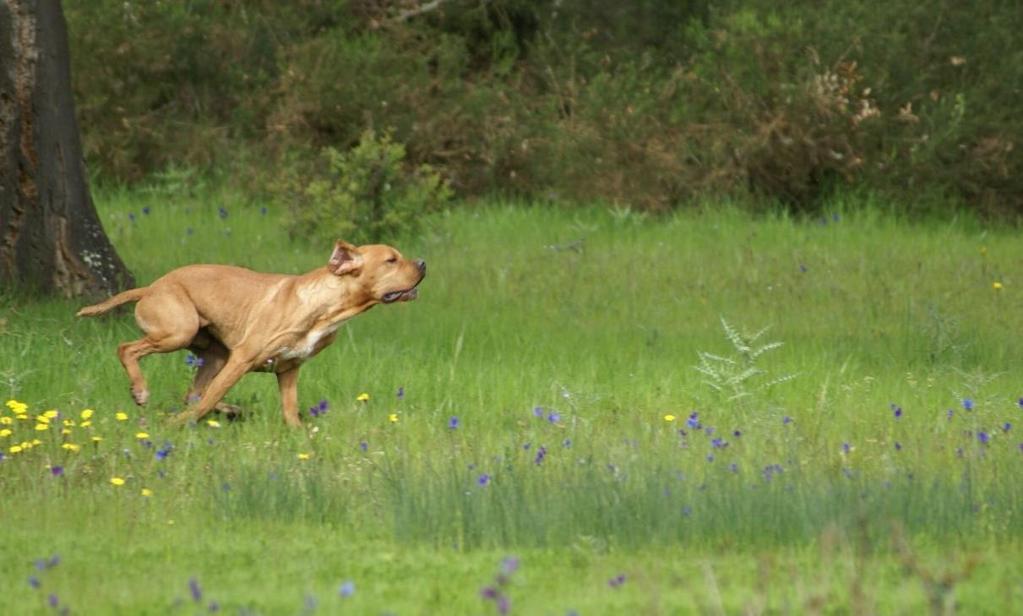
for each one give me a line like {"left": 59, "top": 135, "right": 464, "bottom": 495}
{"left": 694, "top": 318, "right": 796, "bottom": 403}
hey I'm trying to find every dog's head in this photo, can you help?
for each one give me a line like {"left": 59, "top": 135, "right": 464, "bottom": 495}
{"left": 327, "top": 240, "right": 425, "bottom": 304}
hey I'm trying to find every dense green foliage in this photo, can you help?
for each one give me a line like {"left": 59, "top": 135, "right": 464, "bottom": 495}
{"left": 67, "top": 0, "right": 1023, "bottom": 218}
{"left": 3, "top": 189, "right": 1023, "bottom": 612}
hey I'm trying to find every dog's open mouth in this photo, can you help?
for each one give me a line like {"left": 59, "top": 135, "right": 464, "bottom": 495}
{"left": 382, "top": 287, "right": 418, "bottom": 303}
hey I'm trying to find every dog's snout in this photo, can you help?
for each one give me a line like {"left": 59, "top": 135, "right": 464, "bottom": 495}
{"left": 415, "top": 259, "right": 426, "bottom": 274}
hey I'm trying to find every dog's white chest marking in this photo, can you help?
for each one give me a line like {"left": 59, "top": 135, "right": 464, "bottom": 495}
{"left": 278, "top": 324, "right": 339, "bottom": 360}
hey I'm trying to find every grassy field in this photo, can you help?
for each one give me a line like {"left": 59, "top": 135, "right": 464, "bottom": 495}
{"left": 3, "top": 185, "right": 1023, "bottom": 614}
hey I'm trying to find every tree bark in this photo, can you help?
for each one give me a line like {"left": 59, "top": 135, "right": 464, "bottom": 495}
{"left": 0, "top": 0, "right": 133, "bottom": 297}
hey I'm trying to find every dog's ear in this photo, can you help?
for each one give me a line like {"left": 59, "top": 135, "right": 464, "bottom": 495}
{"left": 327, "top": 240, "right": 363, "bottom": 276}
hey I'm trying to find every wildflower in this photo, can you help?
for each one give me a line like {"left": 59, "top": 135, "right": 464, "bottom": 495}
{"left": 1018, "top": 398, "right": 1023, "bottom": 409}
{"left": 115, "top": 412, "right": 128, "bottom": 421}
{"left": 686, "top": 412, "right": 701, "bottom": 430}
{"left": 80, "top": 420, "right": 92, "bottom": 428}
{"left": 532, "top": 406, "right": 544, "bottom": 418}
{"left": 338, "top": 581, "right": 355, "bottom": 598}
{"left": 547, "top": 411, "right": 561, "bottom": 424}
{"left": 135, "top": 432, "right": 150, "bottom": 440}
{"left": 0, "top": 416, "right": 11, "bottom": 425}
{"left": 448, "top": 416, "right": 459, "bottom": 430}
{"left": 356, "top": 392, "right": 370, "bottom": 402}
{"left": 1004, "top": 422, "right": 1012, "bottom": 433}
{"left": 156, "top": 444, "right": 172, "bottom": 460}
{"left": 206, "top": 419, "right": 221, "bottom": 428}
{"left": 34, "top": 423, "right": 49, "bottom": 431}
{"left": 562, "top": 438, "right": 572, "bottom": 448}
{"left": 534, "top": 445, "right": 547, "bottom": 465}
{"left": 142, "top": 206, "right": 151, "bottom": 215}
{"left": 895, "top": 442, "right": 902, "bottom": 451}
{"left": 260, "top": 206, "right": 268, "bottom": 216}
{"left": 664, "top": 414, "right": 676, "bottom": 422}
{"left": 42, "top": 410, "right": 58, "bottom": 419}
{"left": 189, "top": 578, "right": 202, "bottom": 603}
{"left": 962, "top": 399, "right": 974, "bottom": 411}
{"left": 783, "top": 416, "right": 793, "bottom": 425}
{"left": 478, "top": 473, "right": 491, "bottom": 486}
{"left": 61, "top": 443, "right": 80, "bottom": 453}
{"left": 608, "top": 574, "right": 626, "bottom": 588}
{"left": 711, "top": 438, "right": 727, "bottom": 449}
{"left": 993, "top": 281, "right": 1004, "bottom": 291}
{"left": 733, "top": 430, "right": 742, "bottom": 438}
{"left": 396, "top": 387, "right": 405, "bottom": 400}
{"left": 978, "top": 431, "right": 990, "bottom": 445}
{"left": 218, "top": 206, "right": 228, "bottom": 219}
{"left": 0, "top": 428, "right": 10, "bottom": 437}
{"left": 141, "top": 488, "right": 153, "bottom": 497}
{"left": 358, "top": 440, "right": 368, "bottom": 452}
{"left": 947, "top": 409, "right": 954, "bottom": 420}
{"left": 110, "top": 477, "right": 126, "bottom": 486}
{"left": 297, "top": 452, "right": 312, "bottom": 460}
{"left": 184, "top": 354, "right": 205, "bottom": 368}
{"left": 50, "top": 465, "right": 64, "bottom": 477}
{"left": 309, "top": 399, "right": 329, "bottom": 418}
{"left": 729, "top": 463, "right": 739, "bottom": 473}
{"left": 842, "top": 442, "right": 852, "bottom": 455}
{"left": 92, "top": 436, "right": 103, "bottom": 443}
{"left": 891, "top": 404, "right": 903, "bottom": 419}
{"left": 388, "top": 413, "right": 399, "bottom": 423}
{"left": 63, "top": 419, "right": 75, "bottom": 427}
{"left": 28, "top": 575, "right": 40, "bottom": 589}
{"left": 9, "top": 445, "right": 23, "bottom": 454}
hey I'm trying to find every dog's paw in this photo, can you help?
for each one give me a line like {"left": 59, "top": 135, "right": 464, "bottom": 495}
{"left": 131, "top": 386, "right": 150, "bottom": 406}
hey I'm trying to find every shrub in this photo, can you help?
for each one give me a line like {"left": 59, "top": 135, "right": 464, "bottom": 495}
{"left": 273, "top": 130, "right": 451, "bottom": 245}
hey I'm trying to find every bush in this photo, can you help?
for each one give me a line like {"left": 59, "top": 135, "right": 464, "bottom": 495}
{"left": 273, "top": 130, "right": 451, "bottom": 245}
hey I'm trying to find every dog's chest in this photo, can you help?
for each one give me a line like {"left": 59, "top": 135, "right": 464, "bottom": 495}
{"left": 278, "top": 324, "right": 339, "bottom": 360}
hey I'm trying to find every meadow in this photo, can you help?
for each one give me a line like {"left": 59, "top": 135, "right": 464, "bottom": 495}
{"left": 2, "top": 186, "right": 1023, "bottom": 614}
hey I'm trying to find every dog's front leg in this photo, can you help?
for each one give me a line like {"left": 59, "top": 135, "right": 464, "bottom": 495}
{"left": 276, "top": 367, "right": 302, "bottom": 427}
{"left": 169, "top": 353, "right": 255, "bottom": 427}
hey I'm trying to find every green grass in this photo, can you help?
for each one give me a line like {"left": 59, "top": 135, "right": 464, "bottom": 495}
{"left": 3, "top": 186, "right": 1023, "bottom": 613}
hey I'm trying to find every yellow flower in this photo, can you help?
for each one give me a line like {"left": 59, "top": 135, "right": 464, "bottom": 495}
{"left": 135, "top": 432, "right": 150, "bottom": 440}
{"left": 388, "top": 413, "right": 399, "bottom": 423}
{"left": 206, "top": 419, "right": 221, "bottom": 428}
{"left": 42, "top": 410, "right": 58, "bottom": 419}
{"left": 62, "top": 443, "right": 81, "bottom": 452}
{"left": 61, "top": 428, "right": 72, "bottom": 436}
{"left": 141, "top": 488, "right": 153, "bottom": 497}
{"left": 91, "top": 436, "right": 103, "bottom": 443}
{"left": 63, "top": 419, "right": 76, "bottom": 427}
{"left": 110, "top": 477, "right": 126, "bottom": 486}
{"left": 993, "top": 281, "right": 1004, "bottom": 291}
{"left": 9, "top": 445, "right": 22, "bottom": 454}
{"left": 115, "top": 412, "right": 128, "bottom": 421}
{"left": 5, "top": 399, "right": 28, "bottom": 414}
{"left": 34, "top": 423, "right": 50, "bottom": 431}
{"left": 0, "top": 429, "right": 11, "bottom": 437}
{"left": 35, "top": 415, "right": 50, "bottom": 424}
{"left": 80, "top": 409, "right": 94, "bottom": 420}
{"left": 664, "top": 414, "right": 676, "bottom": 422}
{"left": 80, "top": 421, "right": 92, "bottom": 428}
{"left": 356, "top": 392, "right": 370, "bottom": 402}
{"left": 31, "top": 439, "right": 41, "bottom": 446}
{"left": 0, "top": 416, "right": 11, "bottom": 425}
{"left": 297, "top": 452, "right": 312, "bottom": 460}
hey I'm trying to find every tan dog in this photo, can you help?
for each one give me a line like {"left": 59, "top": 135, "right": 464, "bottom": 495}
{"left": 77, "top": 241, "right": 425, "bottom": 426}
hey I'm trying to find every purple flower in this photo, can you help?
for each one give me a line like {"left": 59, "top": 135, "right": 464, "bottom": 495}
{"left": 359, "top": 440, "right": 368, "bottom": 452}
{"left": 686, "top": 412, "right": 701, "bottom": 430}
{"left": 48, "top": 593, "right": 59, "bottom": 608}
{"left": 547, "top": 411, "right": 561, "bottom": 424}
{"left": 28, "top": 575, "right": 40, "bottom": 589}
{"left": 782, "top": 416, "right": 793, "bottom": 425}
{"left": 501, "top": 557, "right": 520, "bottom": 576}
{"left": 1018, "top": 398, "right": 1023, "bottom": 409}
{"left": 309, "top": 399, "right": 329, "bottom": 418}
{"left": 1004, "top": 422, "right": 1012, "bottom": 433}
{"left": 947, "top": 409, "right": 954, "bottom": 420}
{"left": 894, "top": 442, "right": 902, "bottom": 451}
{"left": 534, "top": 446, "right": 547, "bottom": 465}
{"left": 339, "top": 581, "right": 355, "bottom": 598}
{"left": 608, "top": 574, "right": 626, "bottom": 588}
{"left": 189, "top": 577, "right": 202, "bottom": 603}
{"left": 448, "top": 416, "right": 460, "bottom": 430}
{"left": 156, "top": 443, "right": 172, "bottom": 460}
{"left": 218, "top": 206, "right": 228, "bottom": 219}
{"left": 891, "top": 404, "right": 903, "bottom": 419}
{"left": 533, "top": 406, "right": 544, "bottom": 418}
{"left": 478, "top": 474, "right": 491, "bottom": 486}
{"left": 497, "top": 596, "right": 510, "bottom": 615}
{"left": 562, "top": 438, "right": 572, "bottom": 448}
{"left": 260, "top": 206, "right": 268, "bottom": 216}
{"left": 842, "top": 442, "right": 851, "bottom": 454}
{"left": 681, "top": 505, "right": 692, "bottom": 517}
{"left": 733, "top": 430, "right": 742, "bottom": 438}
{"left": 185, "top": 354, "right": 205, "bottom": 368}
{"left": 208, "top": 601, "right": 220, "bottom": 612}
{"left": 480, "top": 587, "right": 498, "bottom": 600}
{"left": 50, "top": 466, "right": 64, "bottom": 477}
{"left": 963, "top": 398, "right": 974, "bottom": 411}
{"left": 711, "top": 438, "right": 727, "bottom": 449}
{"left": 396, "top": 387, "right": 405, "bottom": 400}
{"left": 978, "top": 431, "right": 990, "bottom": 445}
{"left": 142, "top": 206, "right": 151, "bottom": 215}
{"left": 729, "top": 463, "right": 739, "bottom": 473}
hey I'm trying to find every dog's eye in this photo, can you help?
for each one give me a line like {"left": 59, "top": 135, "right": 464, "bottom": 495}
{"left": 386, "top": 256, "right": 398, "bottom": 264}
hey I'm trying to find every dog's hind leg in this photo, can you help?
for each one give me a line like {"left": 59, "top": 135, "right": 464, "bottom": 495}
{"left": 119, "top": 293, "right": 200, "bottom": 406}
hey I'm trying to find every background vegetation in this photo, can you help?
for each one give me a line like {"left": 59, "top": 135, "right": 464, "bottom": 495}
{"left": 67, "top": 0, "right": 1023, "bottom": 222}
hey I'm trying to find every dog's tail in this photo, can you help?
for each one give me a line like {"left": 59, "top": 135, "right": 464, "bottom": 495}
{"left": 76, "top": 287, "right": 149, "bottom": 317}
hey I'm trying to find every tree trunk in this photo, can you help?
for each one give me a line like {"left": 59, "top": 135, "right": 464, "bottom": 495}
{"left": 0, "top": 0, "right": 133, "bottom": 297}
